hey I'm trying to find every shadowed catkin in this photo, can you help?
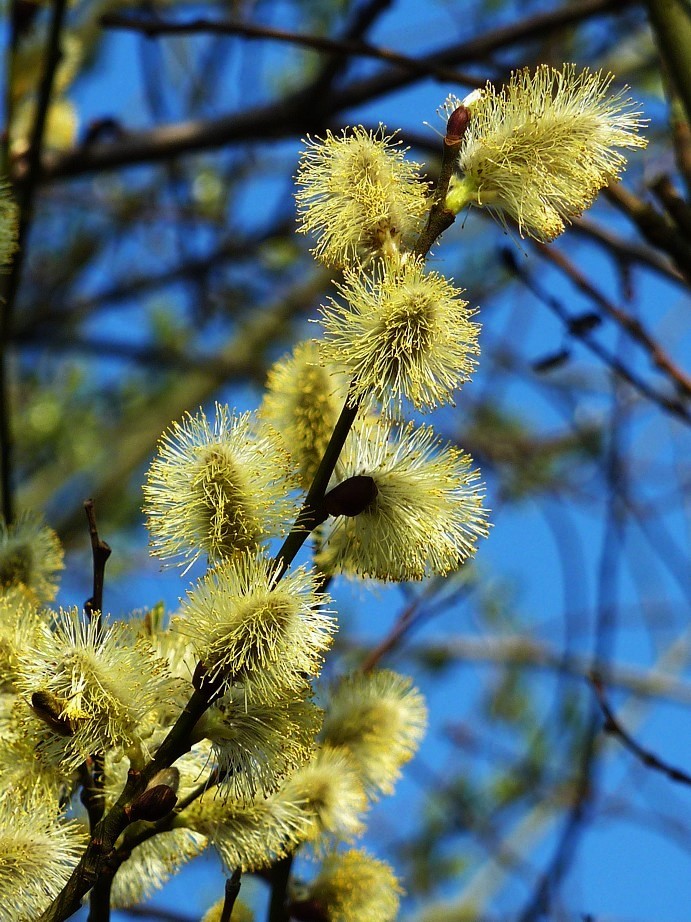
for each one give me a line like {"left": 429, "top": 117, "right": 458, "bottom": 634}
{"left": 273, "top": 745, "right": 368, "bottom": 852}
{"left": 260, "top": 340, "right": 349, "bottom": 489}
{"left": 0, "top": 696, "right": 72, "bottom": 803}
{"left": 0, "top": 589, "right": 45, "bottom": 691}
{"left": 446, "top": 65, "right": 647, "bottom": 240}
{"left": 16, "top": 608, "right": 178, "bottom": 769}
{"left": 0, "top": 795, "right": 85, "bottom": 920}
{"left": 0, "top": 513, "right": 64, "bottom": 603}
{"left": 321, "top": 669, "right": 427, "bottom": 798}
{"left": 294, "top": 848, "right": 402, "bottom": 922}
{"left": 0, "top": 183, "right": 17, "bottom": 270}
{"left": 295, "top": 126, "right": 429, "bottom": 267}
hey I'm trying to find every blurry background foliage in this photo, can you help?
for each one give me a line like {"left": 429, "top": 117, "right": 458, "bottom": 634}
{"left": 2, "top": 0, "right": 691, "bottom": 919}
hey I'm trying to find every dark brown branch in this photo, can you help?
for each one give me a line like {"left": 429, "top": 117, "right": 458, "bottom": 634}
{"left": 33, "top": 0, "right": 634, "bottom": 182}
{"left": 100, "top": 12, "right": 486, "bottom": 89}
{"left": 670, "top": 104, "right": 691, "bottom": 197}
{"left": 644, "top": 0, "right": 691, "bottom": 128}
{"left": 412, "top": 107, "right": 466, "bottom": 257}
{"left": 220, "top": 870, "right": 242, "bottom": 922}
{"left": 87, "top": 869, "right": 115, "bottom": 922}
{"left": 650, "top": 173, "right": 691, "bottom": 237}
{"left": 534, "top": 242, "right": 691, "bottom": 401}
{"left": 273, "top": 396, "right": 360, "bottom": 577}
{"left": 83, "top": 499, "right": 112, "bottom": 620}
{"left": 592, "top": 675, "right": 691, "bottom": 786}
{"left": 267, "top": 855, "right": 293, "bottom": 922}
{"left": 1, "top": 0, "right": 69, "bottom": 523}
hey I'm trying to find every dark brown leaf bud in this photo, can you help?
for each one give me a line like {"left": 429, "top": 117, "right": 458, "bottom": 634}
{"left": 125, "top": 784, "right": 177, "bottom": 823}
{"left": 31, "top": 690, "right": 74, "bottom": 737}
{"left": 147, "top": 767, "right": 180, "bottom": 795}
{"left": 324, "top": 475, "right": 378, "bottom": 518}
{"left": 289, "top": 899, "right": 329, "bottom": 922}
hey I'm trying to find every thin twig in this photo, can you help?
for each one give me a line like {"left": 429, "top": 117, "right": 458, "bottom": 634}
{"left": 534, "top": 242, "right": 691, "bottom": 400}
{"left": 592, "top": 674, "right": 691, "bottom": 787}
{"left": 100, "top": 12, "right": 486, "bottom": 89}
{"left": 502, "top": 247, "right": 691, "bottom": 424}
{"left": 83, "top": 498, "right": 112, "bottom": 620}
{"left": 81, "top": 501, "right": 110, "bottom": 863}
{"left": 34, "top": 0, "right": 634, "bottom": 182}
{"left": 571, "top": 215, "right": 686, "bottom": 286}
{"left": 219, "top": 870, "right": 242, "bottom": 922}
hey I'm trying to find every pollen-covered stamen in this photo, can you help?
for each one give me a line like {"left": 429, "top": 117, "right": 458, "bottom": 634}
{"left": 144, "top": 404, "right": 299, "bottom": 569}
{"left": 319, "top": 258, "right": 479, "bottom": 413}
{"left": 295, "top": 126, "right": 429, "bottom": 267}
{"left": 323, "top": 476, "right": 378, "bottom": 518}
{"left": 180, "top": 552, "right": 336, "bottom": 701}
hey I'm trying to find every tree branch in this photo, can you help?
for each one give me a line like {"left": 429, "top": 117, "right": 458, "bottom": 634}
{"left": 1, "top": 0, "right": 69, "bottom": 523}
{"left": 592, "top": 674, "right": 691, "bottom": 786}
{"left": 30, "top": 0, "right": 635, "bottom": 183}
{"left": 533, "top": 242, "right": 691, "bottom": 401}
{"left": 100, "top": 12, "right": 486, "bottom": 88}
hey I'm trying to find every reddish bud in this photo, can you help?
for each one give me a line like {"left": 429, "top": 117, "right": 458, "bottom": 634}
{"left": 446, "top": 105, "right": 471, "bottom": 144}
{"left": 148, "top": 767, "right": 180, "bottom": 795}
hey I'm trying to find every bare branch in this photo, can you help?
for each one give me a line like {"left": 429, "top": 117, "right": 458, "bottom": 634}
{"left": 592, "top": 675, "right": 691, "bottom": 786}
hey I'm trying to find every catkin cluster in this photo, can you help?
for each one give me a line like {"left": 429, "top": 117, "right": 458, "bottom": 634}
{"left": 0, "top": 63, "right": 646, "bottom": 921}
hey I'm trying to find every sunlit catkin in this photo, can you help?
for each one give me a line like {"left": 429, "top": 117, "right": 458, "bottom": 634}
{"left": 446, "top": 64, "right": 647, "bottom": 241}
{"left": 191, "top": 687, "right": 322, "bottom": 801}
{"left": 295, "top": 126, "right": 429, "bottom": 267}
{"left": 0, "top": 514, "right": 64, "bottom": 604}
{"left": 320, "top": 256, "right": 479, "bottom": 413}
{"left": 179, "top": 551, "right": 336, "bottom": 698}
{"left": 318, "top": 418, "right": 489, "bottom": 581}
